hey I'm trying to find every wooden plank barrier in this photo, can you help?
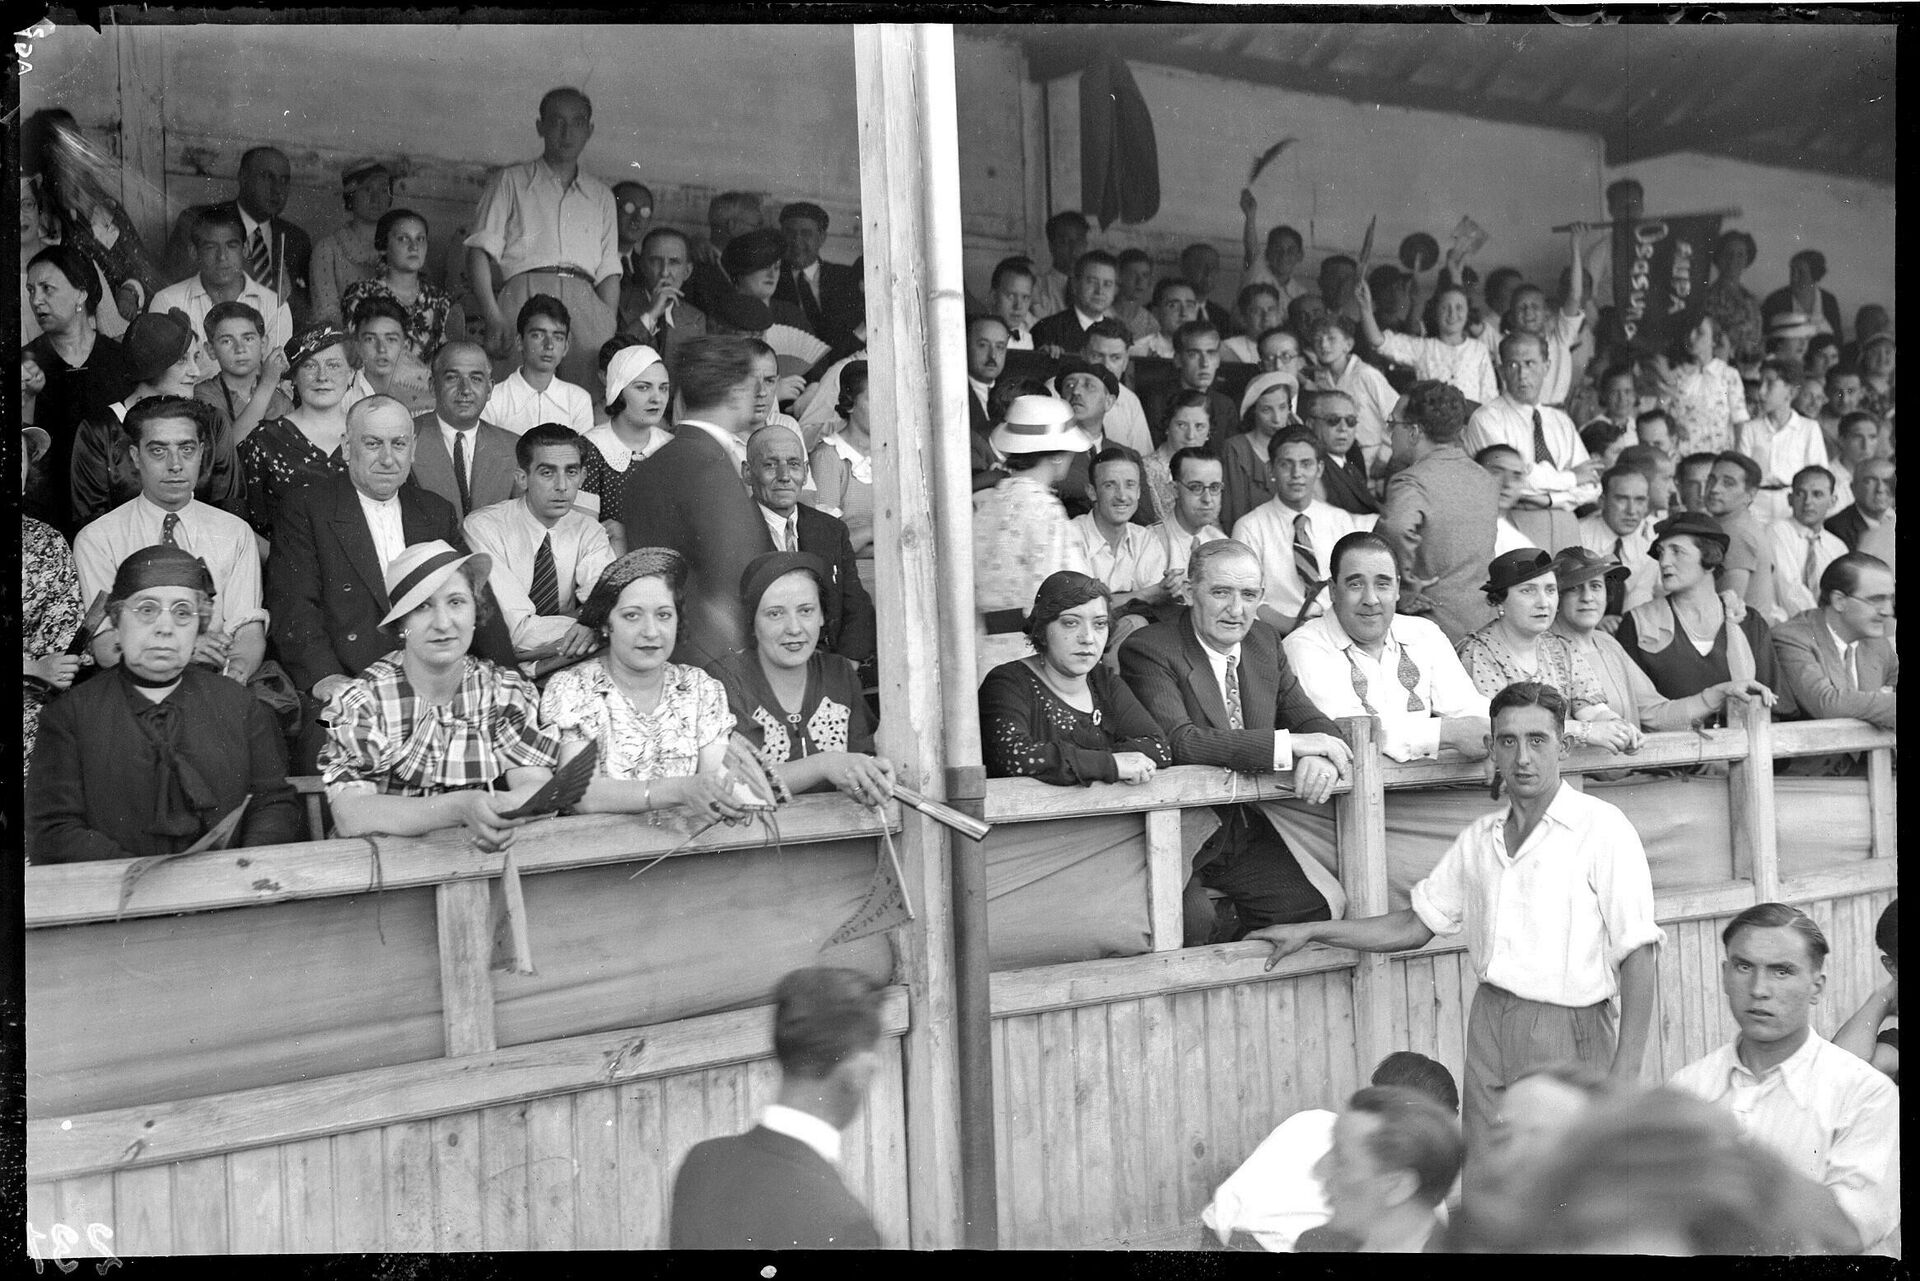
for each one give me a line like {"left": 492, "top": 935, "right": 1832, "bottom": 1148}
{"left": 24, "top": 718, "right": 1895, "bottom": 1253}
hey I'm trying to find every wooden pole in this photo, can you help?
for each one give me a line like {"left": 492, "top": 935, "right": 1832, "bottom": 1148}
{"left": 855, "top": 22, "right": 966, "bottom": 1249}
{"left": 1727, "top": 698, "right": 1780, "bottom": 903}
{"left": 1333, "top": 717, "right": 1391, "bottom": 1085}
{"left": 112, "top": 22, "right": 171, "bottom": 252}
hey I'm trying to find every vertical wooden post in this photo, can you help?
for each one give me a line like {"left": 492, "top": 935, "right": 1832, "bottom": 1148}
{"left": 1866, "top": 747, "right": 1896, "bottom": 861}
{"left": 112, "top": 22, "right": 170, "bottom": 252}
{"left": 435, "top": 880, "right": 497, "bottom": 1056}
{"left": 1144, "top": 809, "right": 1186, "bottom": 953}
{"left": 855, "top": 22, "right": 966, "bottom": 1250}
{"left": 1333, "top": 717, "right": 1391, "bottom": 1083}
{"left": 1727, "top": 699, "right": 1779, "bottom": 902}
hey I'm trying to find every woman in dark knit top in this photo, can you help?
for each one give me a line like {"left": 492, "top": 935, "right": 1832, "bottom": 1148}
{"left": 979, "top": 571, "right": 1171, "bottom": 786}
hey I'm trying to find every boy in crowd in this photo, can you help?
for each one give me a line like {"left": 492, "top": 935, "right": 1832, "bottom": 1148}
{"left": 483, "top": 294, "right": 595, "bottom": 435}
{"left": 196, "top": 300, "right": 291, "bottom": 444}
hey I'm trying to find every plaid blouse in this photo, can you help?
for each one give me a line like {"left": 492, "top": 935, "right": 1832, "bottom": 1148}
{"left": 320, "top": 654, "right": 560, "bottom": 798}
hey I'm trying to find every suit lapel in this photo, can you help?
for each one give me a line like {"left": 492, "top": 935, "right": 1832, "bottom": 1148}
{"left": 330, "top": 477, "right": 392, "bottom": 609}
{"left": 1178, "top": 618, "right": 1234, "bottom": 729}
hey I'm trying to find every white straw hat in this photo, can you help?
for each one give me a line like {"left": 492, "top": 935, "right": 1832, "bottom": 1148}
{"left": 380, "top": 540, "right": 493, "bottom": 628}
{"left": 989, "top": 394, "right": 1095, "bottom": 456}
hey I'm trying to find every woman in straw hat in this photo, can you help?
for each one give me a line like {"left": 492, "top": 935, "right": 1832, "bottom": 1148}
{"left": 21, "top": 424, "right": 86, "bottom": 772}
{"left": 972, "top": 393, "right": 1094, "bottom": 677}
{"left": 321, "top": 540, "right": 560, "bottom": 853}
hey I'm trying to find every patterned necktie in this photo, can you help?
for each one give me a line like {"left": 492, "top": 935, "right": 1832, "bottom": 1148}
{"left": 1292, "top": 512, "right": 1322, "bottom": 615}
{"left": 1607, "top": 537, "right": 1628, "bottom": 616}
{"left": 1531, "top": 407, "right": 1555, "bottom": 470}
{"left": 247, "top": 224, "right": 272, "bottom": 286}
{"left": 1346, "top": 645, "right": 1426, "bottom": 716}
{"left": 1803, "top": 531, "right": 1821, "bottom": 592}
{"left": 452, "top": 431, "right": 472, "bottom": 517}
{"left": 160, "top": 512, "right": 180, "bottom": 547}
{"left": 784, "top": 517, "right": 798, "bottom": 553}
{"left": 1224, "top": 654, "right": 1244, "bottom": 731}
{"left": 530, "top": 532, "right": 560, "bottom": 616}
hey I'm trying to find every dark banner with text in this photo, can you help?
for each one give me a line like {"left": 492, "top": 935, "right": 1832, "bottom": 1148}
{"left": 1612, "top": 214, "right": 1723, "bottom": 357}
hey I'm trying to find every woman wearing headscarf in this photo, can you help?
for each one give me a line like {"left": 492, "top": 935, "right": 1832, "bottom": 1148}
{"left": 540, "top": 548, "right": 760, "bottom": 822}
{"left": 238, "top": 326, "right": 356, "bottom": 542}
{"left": 1614, "top": 513, "right": 1786, "bottom": 715}
{"left": 21, "top": 426, "right": 86, "bottom": 775}
{"left": 1549, "top": 545, "right": 1775, "bottom": 729}
{"left": 1455, "top": 547, "right": 1640, "bottom": 751}
{"left": 706, "top": 550, "right": 895, "bottom": 803}
{"left": 322, "top": 541, "right": 559, "bottom": 853}
{"left": 979, "top": 570, "right": 1171, "bottom": 785}
{"left": 27, "top": 546, "right": 300, "bottom": 863}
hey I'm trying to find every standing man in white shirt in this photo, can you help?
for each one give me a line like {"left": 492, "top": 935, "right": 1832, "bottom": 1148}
{"left": 465, "top": 87, "right": 621, "bottom": 399}
{"left": 482, "top": 294, "right": 595, "bottom": 435}
{"left": 149, "top": 204, "right": 294, "bottom": 356}
{"left": 1251, "top": 681, "right": 1664, "bottom": 1199}
{"left": 462, "top": 424, "right": 614, "bottom": 671}
{"left": 1283, "top": 531, "right": 1490, "bottom": 762}
{"left": 1667, "top": 903, "right": 1901, "bottom": 1256}
{"left": 1578, "top": 464, "right": 1658, "bottom": 622}
{"left": 1464, "top": 331, "right": 1600, "bottom": 552}
{"left": 1741, "top": 356, "right": 1831, "bottom": 525}
{"left": 1766, "top": 466, "right": 1849, "bottom": 620}
{"left": 1231, "top": 426, "right": 1375, "bottom": 636}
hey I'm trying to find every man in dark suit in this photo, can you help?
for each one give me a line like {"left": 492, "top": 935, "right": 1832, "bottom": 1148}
{"left": 683, "top": 191, "right": 763, "bottom": 316}
{"left": 1119, "top": 539, "right": 1355, "bottom": 944}
{"left": 743, "top": 424, "right": 876, "bottom": 667}
{"left": 774, "top": 202, "right": 865, "bottom": 353}
{"left": 411, "top": 342, "right": 523, "bottom": 519}
{"left": 266, "top": 395, "right": 513, "bottom": 769}
{"left": 1825, "top": 457, "right": 1896, "bottom": 572}
{"left": 1771, "top": 552, "right": 1897, "bottom": 776}
{"left": 1302, "top": 389, "right": 1381, "bottom": 516}
{"left": 671, "top": 967, "right": 885, "bottom": 1249}
{"left": 621, "top": 336, "right": 776, "bottom": 668}
{"left": 165, "top": 147, "right": 312, "bottom": 329}
{"left": 618, "top": 227, "right": 708, "bottom": 362}
{"left": 1029, "top": 250, "right": 1120, "bottom": 356}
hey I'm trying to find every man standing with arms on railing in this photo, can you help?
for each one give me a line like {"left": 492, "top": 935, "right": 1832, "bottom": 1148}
{"left": 1249, "top": 681, "right": 1663, "bottom": 1204}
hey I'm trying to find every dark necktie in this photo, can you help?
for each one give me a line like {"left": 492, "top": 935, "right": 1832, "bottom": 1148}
{"left": 453, "top": 431, "right": 472, "bottom": 517}
{"left": 796, "top": 269, "right": 823, "bottom": 329}
{"left": 247, "top": 224, "right": 272, "bottom": 286}
{"left": 530, "top": 532, "right": 560, "bottom": 616}
{"left": 160, "top": 512, "right": 180, "bottom": 547}
{"left": 1531, "top": 408, "right": 1555, "bottom": 470}
{"left": 1224, "top": 654, "right": 1244, "bottom": 731}
{"left": 1607, "top": 537, "right": 1627, "bottom": 616}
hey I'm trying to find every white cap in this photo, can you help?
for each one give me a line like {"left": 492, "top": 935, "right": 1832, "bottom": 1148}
{"left": 605, "top": 344, "right": 667, "bottom": 409}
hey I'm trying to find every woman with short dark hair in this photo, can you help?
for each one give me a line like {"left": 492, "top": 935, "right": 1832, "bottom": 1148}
{"left": 340, "top": 208, "right": 462, "bottom": 363}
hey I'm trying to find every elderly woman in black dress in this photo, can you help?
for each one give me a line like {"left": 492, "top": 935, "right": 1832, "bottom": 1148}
{"left": 979, "top": 570, "right": 1172, "bottom": 785}
{"left": 707, "top": 550, "right": 895, "bottom": 804}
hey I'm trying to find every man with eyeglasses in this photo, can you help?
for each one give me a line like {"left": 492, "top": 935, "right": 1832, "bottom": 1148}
{"left": 1301, "top": 389, "right": 1379, "bottom": 517}
{"left": 1148, "top": 447, "right": 1230, "bottom": 619}
{"left": 75, "top": 395, "right": 268, "bottom": 685}
{"left": 1769, "top": 552, "right": 1896, "bottom": 777}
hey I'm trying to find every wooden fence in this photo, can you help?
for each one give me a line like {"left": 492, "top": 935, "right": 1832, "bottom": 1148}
{"left": 24, "top": 712, "right": 1897, "bottom": 1254}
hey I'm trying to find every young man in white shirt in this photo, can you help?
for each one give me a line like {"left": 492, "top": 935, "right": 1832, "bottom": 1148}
{"left": 1150, "top": 448, "right": 1228, "bottom": 614}
{"left": 75, "top": 396, "right": 267, "bottom": 683}
{"left": 1237, "top": 188, "right": 1312, "bottom": 309}
{"left": 1231, "top": 427, "right": 1375, "bottom": 636}
{"left": 1476, "top": 445, "right": 1536, "bottom": 556}
{"left": 1741, "top": 356, "right": 1831, "bottom": 525}
{"left": 1577, "top": 464, "right": 1658, "bottom": 621}
{"left": 1303, "top": 315, "right": 1396, "bottom": 478}
{"left": 462, "top": 423, "right": 614, "bottom": 670}
{"left": 149, "top": 204, "right": 294, "bottom": 356}
{"left": 1667, "top": 903, "right": 1901, "bottom": 1256}
{"left": 1251, "top": 681, "right": 1664, "bottom": 1199}
{"left": 1766, "top": 466, "right": 1849, "bottom": 620}
{"left": 1464, "top": 331, "right": 1600, "bottom": 552}
{"left": 1128, "top": 279, "right": 1200, "bottom": 361}
{"left": 1282, "top": 531, "right": 1489, "bottom": 762}
{"left": 482, "top": 294, "right": 595, "bottom": 435}
{"left": 1068, "top": 447, "right": 1173, "bottom": 618}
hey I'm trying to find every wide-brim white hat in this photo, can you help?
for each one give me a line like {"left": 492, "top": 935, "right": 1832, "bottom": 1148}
{"left": 989, "top": 394, "right": 1095, "bottom": 455}
{"left": 1765, "top": 312, "right": 1818, "bottom": 340}
{"left": 381, "top": 540, "right": 493, "bottom": 628}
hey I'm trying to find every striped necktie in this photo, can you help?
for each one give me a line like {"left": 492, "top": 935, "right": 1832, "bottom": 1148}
{"left": 530, "top": 532, "right": 560, "bottom": 616}
{"left": 247, "top": 223, "right": 272, "bottom": 286}
{"left": 1223, "top": 654, "right": 1244, "bottom": 731}
{"left": 1292, "top": 512, "right": 1322, "bottom": 619}
{"left": 1802, "top": 531, "right": 1821, "bottom": 592}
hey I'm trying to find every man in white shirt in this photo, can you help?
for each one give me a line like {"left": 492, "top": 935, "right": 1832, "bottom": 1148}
{"left": 987, "top": 257, "right": 1038, "bottom": 351}
{"left": 482, "top": 294, "right": 595, "bottom": 435}
{"left": 1741, "top": 356, "right": 1831, "bottom": 525}
{"left": 1028, "top": 211, "right": 1089, "bottom": 324}
{"left": 1252, "top": 682, "right": 1664, "bottom": 1196}
{"left": 75, "top": 395, "right": 267, "bottom": 683}
{"left": 1668, "top": 903, "right": 1901, "bottom": 1256}
{"left": 149, "top": 204, "right": 293, "bottom": 357}
{"left": 1464, "top": 332, "right": 1600, "bottom": 552}
{"left": 1477, "top": 445, "right": 1537, "bottom": 556}
{"left": 1204, "top": 1051, "right": 1459, "bottom": 1252}
{"left": 1283, "top": 531, "right": 1489, "bottom": 762}
{"left": 1080, "top": 320, "right": 1155, "bottom": 458}
{"left": 1766, "top": 466, "right": 1849, "bottom": 620}
{"left": 1150, "top": 448, "right": 1229, "bottom": 614}
{"left": 1232, "top": 427, "right": 1375, "bottom": 636}
{"left": 1578, "top": 464, "right": 1657, "bottom": 621}
{"left": 462, "top": 424, "right": 614, "bottom": 669}
{"left": 464, "top": 87, "right": 621, "bottom": 396}
{"left": 1068, "top": 447, "right": 1174, "bottom": 614}
{"left": 1304, "top": 316, "right": 1397, "bottom": 477}
{"left": 1128, "top": 279, "right": 1201, "bottom": 361}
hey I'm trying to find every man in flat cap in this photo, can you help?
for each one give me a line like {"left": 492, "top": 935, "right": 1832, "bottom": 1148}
{"left": 774, "top": 201, "right": 865, "bottom": 351}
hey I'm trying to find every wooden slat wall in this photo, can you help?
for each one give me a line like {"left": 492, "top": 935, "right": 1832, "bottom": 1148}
{"left": 40, "top": 1038, "right": 910, "bottom": 1255}
{"left": 990, "top": 970, "right": 1358, "bottom": 1250}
